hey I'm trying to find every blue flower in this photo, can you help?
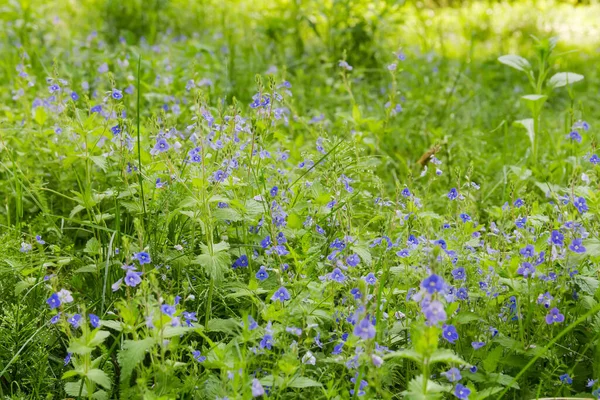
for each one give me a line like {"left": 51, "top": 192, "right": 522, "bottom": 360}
{"left": 569, "top": 238, "right": 586, "bottom": 253}
{"left": 574, "top": 196, "right": 588, "bottom": 213}
{"left": 459, "top": 213, "right": 471, "bottom": 222}
{"left": 35, "top": 235, "right": 45, "bottom": 244}
{"left": 517, "top": 262, "right": 535, "bottom": 278}
{"left": 443, "top": 367, "right": 462, "bottom": 382}
{"left": 192, "top": 350, "right": 206, "bottom": 362}
{"left": 442, "top": 324, "right": 459, "bottom": 344}
{"left": 550, "top": 230, "right": 564, "bottom": 246}
{"left": 68, "top": 314, "right": 82, "bottom": 329}
{"left": 545, "top": 307, "right": 565, "bottom": 324}
{"left": 330, "top": 268, "right": 346, "bottom": 283}
{"left": 161, "top": 304, "right": 176, "bottom": 316}
{"left": 64, "top": 352, "right": 72, "bottom": 366}
{"left": 448, "top": 188, "right": 458, "bottom": 200}
{"left": 568, "top": 130, "right": 582, "bottom": 143}
{"left": 454, "top": 383, "right": 471, "bottom": 399}
{"left": 471, "top": 341, "right": 485, "bottom": 350}
{"left": 421, "top": 274, "right": 445, "bottom": 294}
{"left": 346, "top": 254, "right": 360, "bottom": 267}
{"left": 255, "top": 266, "right": 269, "bottom": 281}
{"left": 513, "top": 198, "right": 524, "bottom": 208}
{"left": 364, "top": 272, "right": 377, "bottom": 285}
{"left": 47, "top": 293, "right": 61, "bottom": 309}
{"left": 125, "top": 270, "right": 142, "bottom": 287}
{"left": 590, "top": 154, "right": 600, "bottom": 164}
{"left": 89, "top": 314, "right": 100, "bottom": 328}
{"left": 270, "top": 186, "right": 278, "bottom": 197}
{"left": 251, "top": 378, "right": 265, "bottom": 397}
{"left": 271, "top": 287, "right": 291, "bottom": 302}
{"left": 422, "top": 300, "right": 447, "bottom": 324}
{"left": 452, "top": 267, "right": 466, "bottom": 281}
{"left": 401, "top": 188, "right": 411, "bottom": 197}
{"left": 153, "top": 138, "right": 170, "bottom": 153}
{"left": 112, "top": 89, "right": 123, "bottom": 100}
{"left": 133, "top": 251, "right": 151, "bottom": 265}
{"left": 515, "top": 216, "right": 527, "bottom": 228}
{"left": 520, "top": 244, "right": 535, "bottom": 258}
{"left": 332, "top": 342, "right": 344, "bottom": 355}
{"left": 559, "top": 373, "right": 572, "bottom": 385}
{"left": 233, "top": 254, "right": 248, "bottom": 269}
{"left": 396, "top": 248, "right": 410, "bottom": 257}
{"left": 70, "top": 91, "right": 79, "bottom": 101}
{"left": 50, "top": 313, "right": 61, "bottom": 324}
{"left": 260, "top": 334, "right": 273, "bottom": 350}
{"left": 350, "top": 288, "right": 362, "bottom": 300}
{"left": 353, "top": 317, "right": 376, "bottom": 340}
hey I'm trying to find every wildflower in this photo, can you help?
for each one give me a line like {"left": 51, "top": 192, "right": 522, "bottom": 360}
{"left": 89, "top": 314, "right": 100, "bottom": 328}
{"left": 332, "top": 342, "right": 344, "bottom": 355}
{"left": 517, "top": 262, "right": 535, "bottom": 278}
{"left": 574, "top": 196, "right": 588, "bottom": 213}
{"left": 35, "top": 235, "right": 45, "bottom": 244}
{"left": 111, "top": 89, "right": 123, "bottom": 100}
{"left": 590, "top": 154, "right": 600, "bottom": 164}
{"left": 520, "top": 244, "right": 535, "bottom": 258}
{"left": 20, "top": 242, "right": 32, "bottom": 253}
{"left": 587, "top": 379, "right": 597, "bottom": 388}
{"left": 64, "top": 353, "right": 72, "bottom": 366}
{"left": 259, "top": 333, "right": 273, "bottom": 350}
{"left": 459, "top": 213, "right": 471, "bottom": 222}
{"left": 271, "top": 287, "right": 291, "bottom": 302}
{"left": 346, "top": 254, "right": 360, "bottom": 267}
{"left": 397, "top": 248, "right": 410, "bottom": 257}
{"left": 401, "top": 188, "right": 411, "bottom": 197}
{"left": 192, "top": 350, "right": 206, "bottom": 362}
{"left": 546, "top": 308, "right": 565, "bottom": 324}
{"left": 421, "top": 274, "right": 445, "bottom": 294}
{"left": 50, "top": 313, "right": 61, "bottom": 324}
{"left": 125, "top": 270, "right": 143, "bottom": 287}
{"left": 423, "top": 300, "right": 447, "bottom": 325}
{"left": 153, "top": 138, "right": 170, "bottom": 153}
{"left": 443, "top": 367, "right": 462, "bottom": 382}
{"left": 569, "top": 238, "right": 586, "bottom": 253}
{"left": 568, "top": 130, "right": 582, "bottom": 143}
{"left": 513, "top": 198, "right": 524, "bottom": 208}
{"left": 354, "top": 318, "right": 376, "bottom": 340}
{"left": 515, "top": 216, "right": 527, "bottom": 228}
{"left": 161, "top": 304, "right": 176, "bottom": 317}
{"left": 454, "top": 383, "right": 471, "bottom": 399}
{"left": 471, "top": 341, "right": 485, "bottom": 350}
{"left": 247, "top": 315, "right": 258, "bottom": 330}
{"left": 233, "top": 254, "right": 249, "bottom": 269}
{"left": 364, "top": 272, "right": 377, "bottom": 285}
{"left": 70, "top": 91, "right": 79, "bottom": 101}
{"left": 330, "top": 268, "right": 346, "bottom": 283}
{"left": 68, "top": 314, "right": 82, "bottom": 328}
{"left": 213, "top": 170, "right": 228, "bottom": 182}
{"left": 339, "top": 60, "right": 353, "bottom": 71}
{"left": 442, "top": 324, "right": 459, "bottom": 344}
{"left": 452, "top": 267, "right": 466, "bottom": 281}
{"left": 550, "top": 230, "right": 564, "bottom": 246}
{"left": 350, "top": 375, "right": 368, "bottom": 396}
{"left": 47, "top": 293, "right": 61, "bottom": 309}
{"left": 302, "top": 351, "right": 316, "bottom": 365}
{"left": 251, "top": 378, "right": 265, "bottom": 397}
{"left": 448, "top": 188, "right": 458, "bottom": 200}
{"left": 131, "top": 252, "right": 151, "bottom": 267}
{"left": 270, "top": 186, "right": 278, "bottom": 197}
{"left": 350, "top": 288, "right": 362, "bottom": 300}
{"left": 57, "top": 289, "right": 73, "bottom": 303}
{"left": 255, "top": 266, "right": 269, "bottom": 281}
{"left": 559, "top": 373, "right": 572, "bottom": 385}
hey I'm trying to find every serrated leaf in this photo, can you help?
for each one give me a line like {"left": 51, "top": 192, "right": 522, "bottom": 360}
{"left": 548, "top": 72, "right": 584, "bottom": 89}
{"left": 84, "top": 237, "right": 101, "bottom": 255}
{"left": 88, "top": 330, "right": 111, "bottom": 347}
{"left": 65, "top": 380, "right": 87, "bottom": 396}
{"left": 483, "top": 345, "right": 503, "bottom": 373}
{"left": 87, "top": 369, "right": 111, "bottom": 389}
{"left": 75, "top": 264, "right": 98, "bottom": 273}
{"left": 193, "top": 242, "right": 231, "bottom": 282}
{"left": 384, "top": 349, "right": 422, "bottom": 363}
{"left": 574, "top": 275, "right": 599, "bottom": 295}
{"left": 498, "top": 55, "right": 531, "bottom": 72}
{"left": 89, "top": 156, "right": 108, "bottom": 172}
{"left": 287, "top": 376, "right": 323, "bottom": 388}
{"left": 429, "top": 349, "right": 467, "bottom": 365}
{"left": 118, "top": 338, "right": 155, "bottom": 384}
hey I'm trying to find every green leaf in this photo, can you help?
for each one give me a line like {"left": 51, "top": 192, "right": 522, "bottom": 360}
{"left": 88, "top": 330, "right": 111, "bottom": 347}
{"left": 472, "top": 387, "right": 503, "bottom": 400}
{"left": 193, "top": 242, "right": 231, "bottom": 282}
{"left": 514, "top": 119, "right": 535, "bottom": 150}
{"left": 287, "top": 376, "right": 323, "bottom": 388}
{"left": 498, "top": 55, "right": 531, "bottom": 72}
{"left": 584, "top": 238, "right": 600, "bottom": 257}
{"left": 68, "top": 338, "right": 94, "bottom": 355}
{"left": 547, "top": 72, "right": 584, "bottom": 89}
{"left": 384, "top": 349, "right": 423, "bottom": 363}
{"left": 65, "top": 381, "right": 87, "bottom": 396}
{"left": 483, "top": 345, "right": 503, "bottom": 373}
{"left": 84, "top": 237, "right": 101, "bottom": 255}
{"left": 89, "top": 156, "right": 108, "bottom": 172}
{"left": 87, "top": 369, "right": 111, "bottom": 389}
{"left": 162, "top": 325, "right": 201, "bottom": 338}
{"left": 521, "top": 94, "right": 547, "bottom": 115}
{"left": 428, "top": 349, "right": 467, "bottom": 365}
{"left": 574, "top": 275, "right": 599, "bottom": 296}
{"left": 118, "top": 338, "right": 155, "bottom": 384}
{"left": 100, "top": 320, "right": 122, "bottom": 331}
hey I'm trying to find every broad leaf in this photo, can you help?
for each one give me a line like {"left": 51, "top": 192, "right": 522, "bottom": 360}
{"left": 498, "top": 55, "right": 531, "bottom": 72}
{"left": 118, "top": 338, "right": 155, "bottom": 384}
{"left": 514, "top": 119, "right": 535, "bottom": 150}
{"left": 87, "top": 369, "right": 111, "bottom": 389}
{"left": 548, "top": 72, "right": 584, "bottom": 89}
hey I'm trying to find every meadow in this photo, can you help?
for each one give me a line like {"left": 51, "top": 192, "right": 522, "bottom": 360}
{"left": 1, "top": 0, "right": 600, "bottom": 398}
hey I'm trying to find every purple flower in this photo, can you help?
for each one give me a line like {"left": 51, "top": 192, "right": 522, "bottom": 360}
{"left": 545, "top": 308, "right": 565, "bottom": 324}
{"left": 442, "top": 324, "right": 459, "bottom": 344}
{"left": 233, "top": 254, "right": 249, "bottom": 269}
{"left": 346, "top": 254, "right": 360, "bottom": 267}
{"left": 332, "top": 342, "right": 344, "bottom": 355}
{"left": 255, "top": 266, "right": 269, "bottom": 281}
{"left": 569, "top": 238, "right": 586, "bottom": 253}
{"left": 133, "top": 251, "right": 151, "bottom": 265}
{"left": 213, "top": 169, "right": 228, "bottom": 182}
{"left": 364, "top": 273, "right": 377, "bottom": 285}
{"left": 192, "top": 350, "right": 206, "bottom": 362}
{"left": 68, "top": 314, "right": 82, "bottom": 329}
{"left": 471, "top": 341, "right": 485, "bottom": 350}
{"left": 64, "top": 352, "right": 72, "bottom": 366}
{"left": 590, "top": 154, "right": 599, "bottom": 164}
{"left": 448, "top": 188, "right": 458, "bottom": 200}
{"left": 353, "top": 317, "right": 376, "bottom": 340}
{"left": 89, "top": 314, "right": 100, "bottom": 328}
{"left": 454, "top": 383, "right": 471, "bottom": 399}
{"left": 125, "top": 270, "right": 142, "bottom": 287}
{"left": 421, "top": 274, "right": 445, "bottom": 294}
{"left": 452, "top": 267, "right": 466, "bottom": 281}
{"left": 574, "top": 196, "right": 588, "bottom": 213}
{"left": 559, "top": 373, "right": 572, "bottom": 385}
{"left": 422, "top": 300, "right": 447, "bottom": 325}
{"left": 330, "top": 268, "right": 346, "bottom": 283}
{"left": 350, "top": 288, "right": 362, "bottom": 300}
{"left": 46, "top": 293, "right": 61, "bottom": 309}
{"left": 459, "top": 213, "right": 471, "bottom": 222}
{"left": 259, "top": 334, "right": 273, "bottom": 350}
{"left": 35, "top": 235, "right": 45, "bottom": 244}
{"left": 111, "top": 89, "right": 123, "bottom": 100}
{"left": 153, "top": 138, "right": 170, "bottom": 153}
{"left": 443, "top": 367, "right": 462, "bottom": 382}
{"left": 569, "top": 130, "right": 582, "bottom": 143}
{"left": 397, "top": 248, "right": 410, "bottom": 257}
{"left": 550, "top": 230, "right": 564, "bottom": 246}
{"left": 271, "top": 287, "right": 291, "bottom": 302}
{"left": 161, "top": 304, "right": 176, "bottom": 316}
{"left": 251, "top": 378, "right": 265, "bottom": 397}
{"left": 270, "top": 186, "right": 278, "bottom": 197}
{"left": 517, "top": 262, "right": 535, "bottom": 278}
{"left": 513, "top": 198, "right": 524, "bottom": 208}
{"left": 515, "top": 216, "right": 527, "bottom": 229}
{"left": 520, "top": 244, "right": 535, "bottom": 258}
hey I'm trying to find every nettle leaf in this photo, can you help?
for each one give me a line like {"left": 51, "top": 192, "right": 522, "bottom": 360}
{"left": 84, "top": 237, "right": 101, "bottom": 255}
{"left": 118, "top": 338, "right": 156, "bottom": 384}
{"left": 547, "top": 72, "right": 584, "bottom": 89}
{"left": 384, "top": 349, "right": 423, "bottom": 363}
{"left": 287, "top": 376, "right": 322, "bottom": 388}
{"left": 86, "top": 369, "right": 111, "bottom": 389}
{"left": 498, "top": 55, "right": 531, "bottom": 72}
{"left": 574, "top": 275, "right": 599, "bottom": 295}
{"left": 65, "top": 380, "right": 87, "bottom": 396}
{"left": 428, "top": 349, "right": 467, "bottom": 365}
{"left": 194, "top": 242, "right": 231, "bottom": 282}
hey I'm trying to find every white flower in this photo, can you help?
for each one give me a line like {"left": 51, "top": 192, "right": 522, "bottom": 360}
{"left": 57, "top": 289, "right": 73, "bottom": 303}
{"left": 302, "top": 351, "right": 316, "bottom": 365}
